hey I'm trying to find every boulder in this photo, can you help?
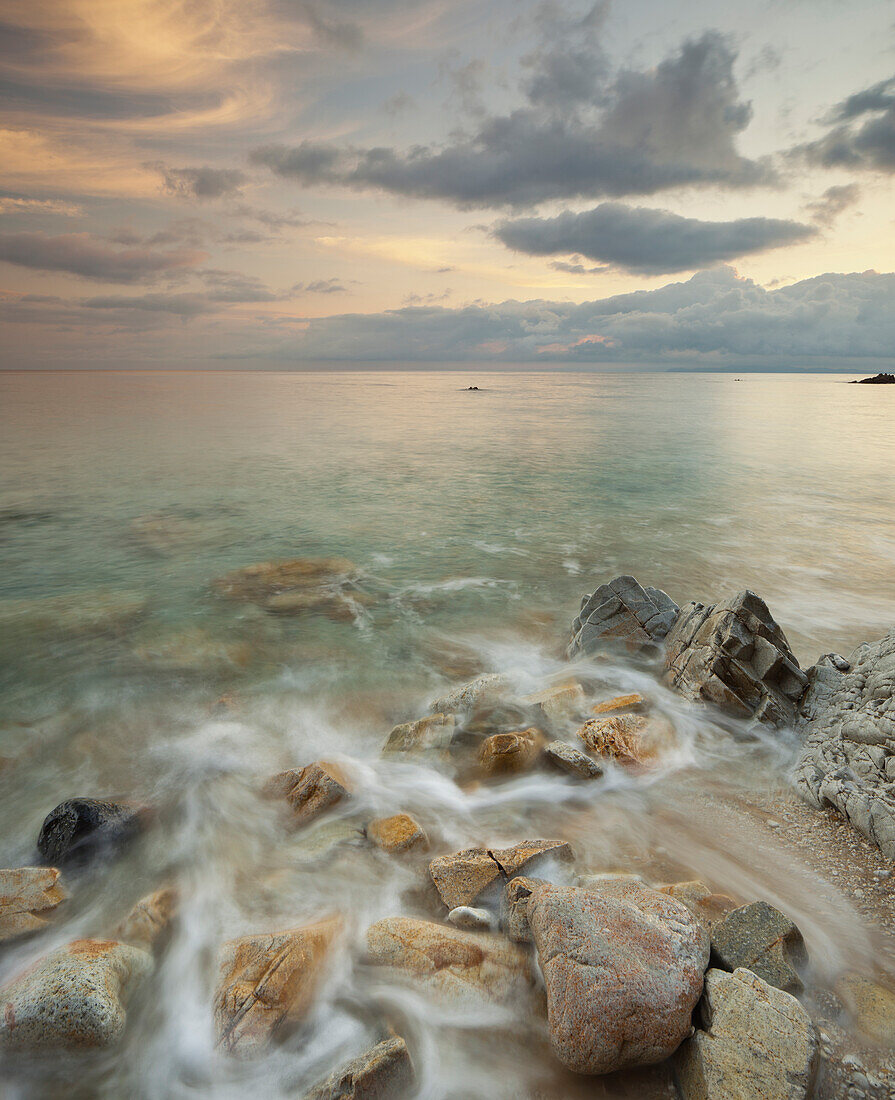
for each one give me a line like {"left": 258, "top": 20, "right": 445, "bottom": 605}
{"left": 365, "top": 917, "right": 532, "bottom": 1005}
{"left": 675, "top": 967, "right": 818, "bottom": 1100}
{"left": 523, "top": 681, "right": 586, "bottom": 723}
{"left": 265, "top": 762, "right": 351, "bottom": 828}
{"left": 658, "top": 882, "right": 736, "bottom": 934}
{"left": 527, "top": 880, "right": 709, "bottom": 1075}
{"left": 446, "top": 906, "right": 493, "bottom": 931}
{"left": 664, "top": 591, "right": 807, "bottom": 726}
{"left": 591, "top": 693, "right": 645, "bottom": 715}
{"left": 795, "top": 630, "right": 895, "bottom": 858}
{"left": 0, "top": 939, "right": 152, "bottom": 1052}
{"left": 430, "top": 674, "right": 507, "bottom": 716}
{"left": 215, "top": 916, "right": 342, "bottom": 1057}
{"left": 0, "top": 867, "right": 66, "bottom": 943}
{"left": 429, "top": 840, "right": 571, "bottom": 909}
{"left": 367, "top": 813, "right": 427, "bottom": 854}
{"left": 576, "top": 713, "right": 673, "bottom": 765}
{"left": 303, "top": 1036, "right": 414, "bottom": 1100}
{"left": 37, "top": 798, "right": 147, "bottom": 866}
{"left": 710, "top": 902, "right": 806, "bottom": 993}
{"left": 381, "top": 713, "right": 454, "bottom": 756}
{"left": 112, "top": 887, "right": 177, "bottom": 952}
{"left": 568, "top": 576, "right": 679, "bottom": 658}
{"left": 543, "top": 740, "right": 603, "bottom": 779}
{"left": 479, "top": 728, "right": 543, "bottom": 776}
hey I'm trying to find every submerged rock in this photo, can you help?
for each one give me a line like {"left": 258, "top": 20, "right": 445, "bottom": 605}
{"left": 0, "top": 939, "right": 152, "bottom": 1052}
{"left": 527, "top": 880, "right": 709, "bottom": 1075}
{"left": 523, "top": 681, "right": 586, "bottom": 723}
{"left": 0, "top": 867, "right": 66, "bottom": 943}
{"left": 367, "top": 813, "right": 427, "bottom": 854}
{"left": 591, "top": 692, "right": 645, "bottom": 715}
{"left": 430, "top": 674, "right": 507, "bottom": 715}
{"left": 658, "top": 881, "right": 736, "bottom": 935}
{"left": 795, "top": 629, "right": 895, "bottom": 858}
{"left": 303, "top": 1036, "right": 414, "bottom": 1100}
{"left": 675, "top": 967, "right": 818, "bottom": 1100}
{"left": 479, "top": 727, "right": 543, "bottom": 776}
{"left": 543, "top": 740, "right": 603, "bottom": 779}
{"left": 213, "top": 557, "right": 368, "bottom": 621}
{"left": 215, "top": 916, "right": 343, "bottom": 1057}
{"left": 112, "top": 887, "right": 177, "bottom": 952}
{"left": 0, "top": 589, "right": 147, "bottom": 639}
{"left": 429, "top": 840, "right": 571, "bottom": 909}
{"left": 835, "top": 973, "right": 895, "bottom": 1046}
{"left": 664, "top": 591, "right": 807, "bottom": 726}
{"left": 710, "top": 901, "right": 807, "bottom": 993}
{"left": 381, "top": 713, "right": 454, "bottom": 756}
{"left": 365, "top": 917, "right": 532, "bottom": 1005}
{"left": 265, "top": 762, "right": 351, "bottom": 828}
{"left": 37, "top": 798, "right": 147, "bottom": 867}
{"left": 568, "top": 576, "right": 679, "bottom": 658}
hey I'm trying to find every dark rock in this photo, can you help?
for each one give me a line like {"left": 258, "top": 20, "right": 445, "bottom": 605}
{"left": 568, "top": 575, "right": 679, "bottom": 658}
{"left": 543, "top": 740, "right": 603, "bottom": 779}
{"left": 37, "top": 798, "right": 146, "bottom": 867}
{"left": 795, "top": 630, "right": 895, "bottom": 859}
{"left": 663, "top": 591, "right": 807, "bottom": 726}
{"left": 850, "top": 373, "right": 895, "bottom": 384}
{"left": 303, "top": 1037, "right": 414, "bottom": 1100}
{"left": 710, "top": 901, "right": 807, "bottom": 993}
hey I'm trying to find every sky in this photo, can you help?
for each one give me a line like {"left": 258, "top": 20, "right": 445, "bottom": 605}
{"left": 1, "top": 0, "right": 895, "bottom": 369}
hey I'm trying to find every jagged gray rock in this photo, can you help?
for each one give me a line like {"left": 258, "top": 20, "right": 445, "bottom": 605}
{"left": 568, "top": 576, "right": 679, "bottom": 658}
{"left": 302, "top": 1036, "right": 414, "bottom": 1100}
{"left": 710, "top": 902, "right": 807, "bottom": 993}
{"left": 663, "top": 591, "right": 807, "bottom": 726}
{"left": 795, "top": 630, "right": 895, "bottom": 858}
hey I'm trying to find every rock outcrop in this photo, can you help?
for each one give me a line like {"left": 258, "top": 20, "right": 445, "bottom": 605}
{"left": 303, "top": 1036, "right": 414, "bottom": 1100}
{"left": 429, "top": 840, "right": 571, "bottom": 909}
{"left": 215, "top": 916, "right": 343, "bottom": 1057}
{"left": 664, "top": 591, "right": 807, "bottom": 726}
{"left": 0, "top": 867, "right": 66, "bottom": 942}
{"left": 37, "top": 798, "right": 147, "bottom": 866}
{"left": 795, "top": 630, "right": 895, "bottom": 858}
{"left": 710, "top": 902, "right": 806, "bottom": 994}
{"left": 0, "top": 939, "right": 152, "bottom": 1051}
{"left": 568, "top": 576, "right": 679, "bottom": 658}
{"left": 527, "top": 880, "right": 709, "bottom": 1075}
{"left": 265, "top": 762, "right": 351, "bottom": 829}
{"left": 365, "top": 917, "right": 532, "bottom": 1005}
{"left": 675, "top": 967, "right": 818, "bottom": 1100}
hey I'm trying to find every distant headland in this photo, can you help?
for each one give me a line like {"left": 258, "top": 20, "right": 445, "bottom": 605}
{"left": 850, "top": 373, "right": 895, "bottom": 384}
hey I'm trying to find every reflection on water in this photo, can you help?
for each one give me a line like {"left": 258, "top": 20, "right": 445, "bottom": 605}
{"left": 0, "top": 371, "right": 893, "bottom": 1098}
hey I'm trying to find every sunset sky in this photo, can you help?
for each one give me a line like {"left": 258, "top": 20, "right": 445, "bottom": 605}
{"left": 1, "top": 0, "right": 895, "bottom": 368}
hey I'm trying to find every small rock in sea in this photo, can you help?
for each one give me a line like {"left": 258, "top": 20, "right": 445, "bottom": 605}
{"left": 577, "top": 713, "right": 673, "bottom": 765}
{"left": 0, "top": 867, "right": 66, "bottom": 943}
{"left": 711, "top": 901, "right": 807, "bottom": 993}
{"left": 835, "top": 973, "right": 895, "bottom": 1046}
{"left": 264, "top": 761, "right": 351, "bottom": 828}
{"left": 302, "top": 1036, "right": 414, "bottom": 1100}
{"left": 527, "top": 880, "right": 709, "bottom": 1075}
{"left": 501, "top": 876, "right": 543, "bottom": 943}
{"left": 664, "top": 590, "right": 807, "bottom": 727}
{"left": 37, "top": 798, "right": 148, "bottom": 867}
{"left": 543, "top": 740, "right": 604, "bottom": 779}
{"left": 523, "top": 681, "right": 586, "bottom": 724}
{"left": 0, "top": 939, "right": 152, "bottom": 1052}
{"left": 212, "top": 557, "right": 370, "bottom": 622}
{"left": 367, "top": 813, "right": 428, "bottom": 854}
{"left": 381, "top": 712, "right": 455, "bottom": 756}
{"left": 567, "top": 575, "right": 679, "bottom": 658}
{"left": 111, "top": 886, "right": 178, "bottom": 953}
{"left": 430, "top": 673, "right": 508, "bottom": 716}
{"left": 446, "top": 906, "right": 493, "bottom": 931}
{"left": 850, "top": 372, "right": 895, "bottom": 384}
{"left": 675, "top": 967, "right": 818, "bottom": 1100}
{"left": 479, "top": 727, "right": 544, "bottom": 776}
{"left": 365, "top": 917, "right": 532, "bottom": 1005}
{"left": 429, "top": 839, "right": 572, "bottom": 909}
{"left": 658, "top": 880, "right": 736, "bottom": 934}
{"left": 215, "top": 916, "right": 343, "bottom": 1057}
{"left": 591, "top": 692, "right": 645, "bottom": 715}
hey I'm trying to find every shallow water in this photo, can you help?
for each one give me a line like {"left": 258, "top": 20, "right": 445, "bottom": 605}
{"left": 0, "top": 370, "right": 893, "bottom": 1098}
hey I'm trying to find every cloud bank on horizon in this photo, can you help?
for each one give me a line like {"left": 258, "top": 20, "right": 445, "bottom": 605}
{"left": 0, "top": 0, "right": 894, "bottom": 369}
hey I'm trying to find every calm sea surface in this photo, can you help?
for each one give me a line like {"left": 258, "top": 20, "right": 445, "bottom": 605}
{"left": 0, "top": 370, "right": 893, "bottom": 1097}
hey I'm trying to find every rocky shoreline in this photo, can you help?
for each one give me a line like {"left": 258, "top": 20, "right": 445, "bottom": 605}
{"left": 1, "top": 570, "right": 894, "bottom": 1098}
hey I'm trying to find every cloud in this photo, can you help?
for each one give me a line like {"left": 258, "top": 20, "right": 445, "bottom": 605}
{"left": 283, "top": 266, "right": 895, "bottom": 365}
{"left": 494, "top": 202, "right": 816, "bottom": 274}
{"left": 521, "top": 0, "right": 610, "bottom": 111}
{"left": 0, "top": 232, "right": 205, "bottom": 282}
{"left": 252, "top": 32, "right": 773, "bottom": 208}
{"left": 804, "top": 184, "right": 861, "bottom": 225}
{"left": 797, "top": 76, "right": 895, "bottom": 172}
{"left": 293, "top": 278, "right": 348, "bottom": 293}
{"left": 0, "top": 196, "right": 82, "bottom": 216}
{"left": 153, "top": 164, "right": 247, "bottom": 200}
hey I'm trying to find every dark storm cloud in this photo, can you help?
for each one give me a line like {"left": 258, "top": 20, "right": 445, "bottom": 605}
{"left": 521, "top": 0, "right": 610, "bottom": 111}
{"left": 287, "top": 267, "right": 895, "bottom": 364}
{"left": 797, "top": 76, "right": 895, "bottom": 171}
{"left": 0, "top": 232, "right": 205, "bottom": 283}
{"left": 153, "top": 164, "right": 247, "bottom": 200}
{"left": 494, "top": 203, "right": 816, "bottom": 274}
{"left": 252, "top": 32, "right": 773, "bottom": 208}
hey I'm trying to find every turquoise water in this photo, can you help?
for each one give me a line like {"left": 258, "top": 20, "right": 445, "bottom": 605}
{"left": 0, "top": 370, "right": 893, "bottom": 1097}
